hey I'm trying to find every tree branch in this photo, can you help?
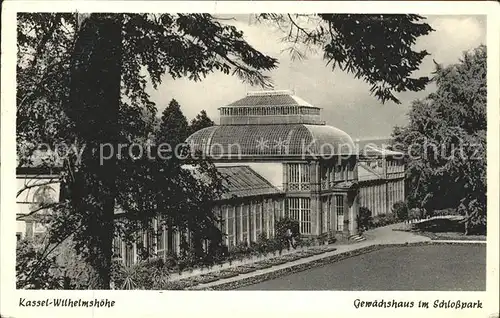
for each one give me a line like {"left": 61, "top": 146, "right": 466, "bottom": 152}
{"left": 17, "top": 179, "right": 59, "bottom": 198}
{"left": 16, "top": 202, "right": 60, "bottom": 221}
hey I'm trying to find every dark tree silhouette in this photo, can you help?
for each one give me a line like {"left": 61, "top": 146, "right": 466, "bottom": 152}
{"left": 392, "top": 45, "right": 486, "bottom": 234}
{"left": 188, "top": 110, "right": 215, "bottom": 136}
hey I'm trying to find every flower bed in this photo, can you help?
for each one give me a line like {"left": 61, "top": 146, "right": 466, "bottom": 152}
{"left": 252, "top": 261, "right": 274, "bottom": 270}
{"left": 222, "top": 265, "right": 258, "bottom": 275}
{"left": 295, "top": 251, "right": 316, "bottom": 258}
{"left": 277, "top": 254, "right": 304, "bottom": 262}
{"left": 165, "top": 279, "right": 196, "bottom": 290}
{"left": 215, "top": 270, "right": 240, "bottom": 280}
{"left": 314, "top": 246, "right": 337, "bottom": 253}
{"left": 196, "top": 274, "right": 221, "bottom": 284}
{"left": 299, "top": 250, "right": 323, "bottom": 257}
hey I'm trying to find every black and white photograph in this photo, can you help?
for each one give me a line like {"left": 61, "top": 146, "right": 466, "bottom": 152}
{"left": 1, "top": 1, "right": 499, "bottom": 317}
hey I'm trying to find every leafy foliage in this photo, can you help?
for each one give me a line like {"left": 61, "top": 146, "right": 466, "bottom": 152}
{"left": 16, "top": 238, "right": 62, "bottom": 289}
{"left": 392, "top": 201, "right": 409, "bottom": 221}
{"left": 392, "top": 45, "right": 486, "bottom": 234}
{"left": 111, "top": 257, "right": 171, "bottom": 290}
{"left": 156, "top": 99, "right": 189, "bottom": 147}
{"left": 188, "top": 110, "right": 215, "bottom": 135}
{"left": 371, "top": 213, "right": 399, "bottom": 228}
{"left": 357, "top": 206, "right": 373, "bottom": 232}
{"left": 258, "top": 14, "right": 434, "bottom": 104}
{"left": 275, "top": 217, "right": 300, "bottom": 250}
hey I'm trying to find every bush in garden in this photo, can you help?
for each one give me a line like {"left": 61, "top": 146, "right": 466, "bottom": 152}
{"left": 275, "top": 217, "right": 300, "bottom": 250}
{"left": 357, "top": 206, "right": 373, "bottom": 232}
{"left": 55, "top": 239, "right": 92, "bottom": 289}
{"left": 255, "top": 233, "right": 270, "bottom": 256}
{"left": 267, "top": 237, "right": 283, "bottom": 255}
{"left": 317, "top": 233, "right": 328, "bottom": 245}
{"left": 111, "top": 257, "right": 171, "bottom": 290}
{"left": 296, "top": 237, "right": 314, "bottom": 248}
{"left": 371, "top": 213, "right": 399, "bottom": 228}
{"left": 392, "top": 201, "right": 409, "bottom": 220}
{"left": 228, "top": 242, "right": 251, "bottom": 261}
{"left": 408, "top": 208, "right": 423, "bottom": 220}
{"left": 163, "top": 251, "right": 179, "bottom": 269}
{"left": 16, "top": 238, "right": 62, "bottom": 289}
{"left": 327, "top": 231, "right": 337, "bottom": 244}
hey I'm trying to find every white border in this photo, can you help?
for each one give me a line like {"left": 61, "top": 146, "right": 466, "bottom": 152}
{"left": 1, "top": 2, "right": 499, "bottom": 318}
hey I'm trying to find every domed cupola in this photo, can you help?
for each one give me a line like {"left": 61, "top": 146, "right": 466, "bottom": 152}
{"left": 186, "top": 90, "right": 355, "bottom": 159}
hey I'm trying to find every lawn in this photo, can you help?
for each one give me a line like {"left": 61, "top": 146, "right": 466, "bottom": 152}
{"left": 236, "top": 244, "right": 486, "bottom": 291}
{"left": 394, "top": 216, "right": 487, "bottom": 241}
{"left": 410, "top": 216, "right": 486, "bottom": 241}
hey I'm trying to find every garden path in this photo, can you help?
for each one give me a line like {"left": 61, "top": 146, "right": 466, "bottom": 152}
{"left": 194, "top": 223, "right": 430, "bottom": 289}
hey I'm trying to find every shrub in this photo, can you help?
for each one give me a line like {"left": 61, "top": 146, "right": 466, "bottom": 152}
{"left": 372, "top": 213, "right": 399, "bottom": 228}
{"left": 357, "top": 206, "right": 373, "bottom": 231}
{"left": 275, "top": 217, "right": 300, "bottom": 250}
{"left": 254, "top": 233, "right": 270, "bottom": 256}
{"left": 433, "top": 208, "right": 462, "bottom": 217}
{"left": 16, "top": 238, "right": 62, "bottom": 289}
{"left": 228, "top": 242, "right": 251, "bottom": 261}
{"left": 163, "top": 252, "right": 178, "bottom": 269}
{"left": 392, "top": 201, "right": 409, "bottom": 220}
{"left": 296, "top": 237, "right": 314, "bottom": 248}
{"left": 408, "top": 208, "right": 423, "bottom": 220}
{"left": 111, "top": 257, "right": 171, "bottom": 290}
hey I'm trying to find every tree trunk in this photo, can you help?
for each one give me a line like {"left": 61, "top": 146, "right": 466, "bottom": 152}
{"left": 67, "top": 14, "right": 122, "bottom": 289}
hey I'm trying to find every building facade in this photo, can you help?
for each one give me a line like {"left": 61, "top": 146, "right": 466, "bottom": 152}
{"left": 187, "top": 90, "right": 406, "bottom": 240}
{"left": 112, "top": 165, "right": 284, "bottom": 266}
{"left": 358, "top": 147, "right": 406, "bottom": 216}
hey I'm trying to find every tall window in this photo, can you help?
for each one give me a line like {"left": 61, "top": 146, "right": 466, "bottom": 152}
{"left": 250, "top": 204, "right": 256, "bottom": 242}
{"left": 347, "top": 162, "right": 355, "bottom": 180}
{"left": 135, "top": 230, "right": 144, "bottom": 262}
{"left": 288, "top": 198, "right": 300, "bottom": 221}
{"left": 220, "top": 206, "right": 227, "bottom": 243}
{"left": 255, "top": 203, "right": 262, "bottom": 237}
{"left": 113, "top": 236, "right": 123, "bottom": 260}
{"left": 227, "top": 207, "right": 235, "bottom": 247}
{"left": 242, "top": 205, "right": 249, "bottom": 244}
{"left": 334, "top": 164, "right": 343, "bottom": 180}
{"left": 322, "top": 197, "right": 330, "bottom": 233}
{"left": 275, "top": 200, "right": 283, "bottom": 218}
{"left": 157, "top": 221, "right": 166, "bottom": 258}
{"left": 287, "top": 198, "right": 312, "bottom": 234}
{"left": 329, "top": 165, "right": 335, "bottom": 187}
{"left": 335, "top": 195, "right": 344, "bottom": 231}
{"left": 288, "top": 163, "right": 310, "bottom": 191}
{"left": 269, "top": 200, "right": 275, "bottom": 236}
{"left": 321, "top": 165, "right": 329, "bottom": 189}
{"left": 124, "top": 243, "right": 134, "bottom": 267}
{"left": 234, "top": 205, "right": 241, "bottom": 244}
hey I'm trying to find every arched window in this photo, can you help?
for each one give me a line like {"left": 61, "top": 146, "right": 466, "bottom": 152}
{"left": 33, "top": 185, "right": 56, "bottom": 205}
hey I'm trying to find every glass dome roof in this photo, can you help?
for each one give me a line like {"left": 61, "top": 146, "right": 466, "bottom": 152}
{"left": 186, "top": 124, "right": 355, "bottom": 159}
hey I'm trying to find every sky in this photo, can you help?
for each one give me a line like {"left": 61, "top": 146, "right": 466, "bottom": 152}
{"left": 147, "top": 14, "right": 486, "bottom": 139}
